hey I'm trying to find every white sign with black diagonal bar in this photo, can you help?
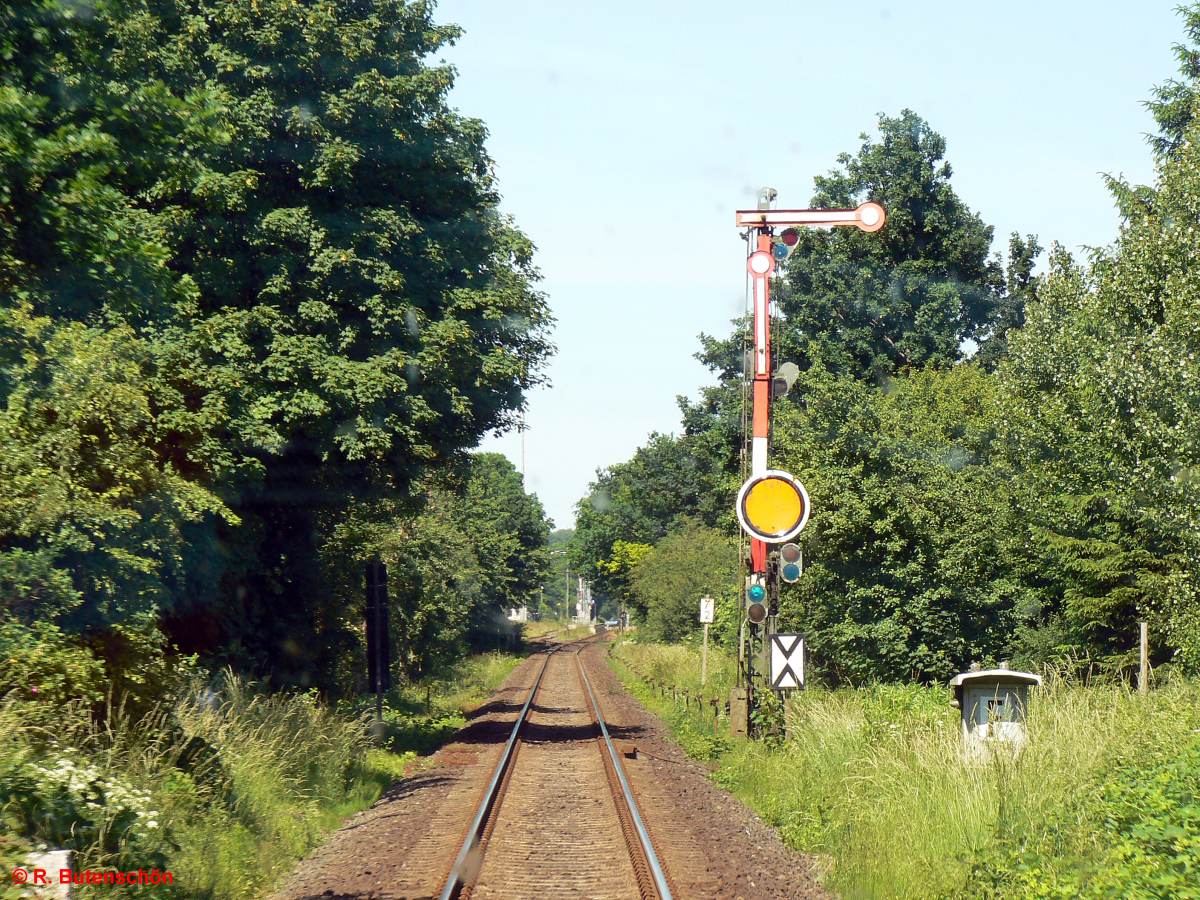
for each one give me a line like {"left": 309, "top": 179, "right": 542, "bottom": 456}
{"left": 770, "top": 633, "right": 806, "bottom": 689}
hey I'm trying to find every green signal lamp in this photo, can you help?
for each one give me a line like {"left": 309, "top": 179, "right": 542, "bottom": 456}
{"left": 748, "top": 583, "right": 766, "bottom": 603}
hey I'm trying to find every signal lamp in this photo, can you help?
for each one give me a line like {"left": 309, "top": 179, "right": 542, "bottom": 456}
{"left": 747, "top": 600, "right": 768, "bottom": 625}
{"left": 780, "top": 227, "right": 800, "bottom": 247}
{"left": 772, "top": 242, "right": 790, "bottom": 261}
{"left": 748, "top": 583, "right": 766, "bottom": 603}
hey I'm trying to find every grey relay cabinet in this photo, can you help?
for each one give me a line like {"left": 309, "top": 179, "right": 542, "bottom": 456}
{"left": 949, "top": 664, "right": 1042, "bottom": 754}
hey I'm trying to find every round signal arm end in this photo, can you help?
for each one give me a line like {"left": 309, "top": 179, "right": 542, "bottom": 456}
{"left": 855, "top": 202, "right": 886, "bottom": 233}
{"left": 747, "top": 250, "right": 775, "bottom": 276}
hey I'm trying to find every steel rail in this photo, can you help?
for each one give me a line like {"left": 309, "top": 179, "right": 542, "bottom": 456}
{"left": 577, "top": 654, "right": 674, "bottom": 900}
{"left": 437, "top": 643, "right": 559, "bottom": 900}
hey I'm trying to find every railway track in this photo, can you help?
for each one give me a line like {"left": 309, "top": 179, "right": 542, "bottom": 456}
{"left": 438, "top": 636, "right": 673, "bottom": 900}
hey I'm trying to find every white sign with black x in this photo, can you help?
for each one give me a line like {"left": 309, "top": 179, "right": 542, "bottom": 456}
{"left": 770, "top": 633, "right": 806, "bottom": 689}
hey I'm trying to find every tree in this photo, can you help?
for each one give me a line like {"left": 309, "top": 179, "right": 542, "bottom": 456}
{"left": 598, "top": 540, "right": 652, "bottom": 621}
{"left": 571, "top": 433, "right": 704, "bottom": 604}
{"left": 0, "top": 309, "right": 231, "bottom": 630}
{"left": 999, "top": 239, "right": 1200, "bottom": 669}
{"left": 679, "top": 111, "right": 1038, "bottom": 540}
{"left": 0, "top": 0, "right": 554, "bottom": 689}
{"left": 1146, "top": 3, "right": 1200, "bottom": 163}
{"left": 320, "top": 453, "right": 552, "bottom": 692}
{"left": 630, "top": 521, "right": 736, "bottom": 643}
{"left": 776, "top": 110, "right": 1012, "bottom": 383}
{"left": 972, "top": 232, "right": 1042, "bottom": 371}
{"left": 452, "top": 452, "right": 551, "bottom": 645}
{"left": 770, "top": 365, "right": 1045, "bottom": 683}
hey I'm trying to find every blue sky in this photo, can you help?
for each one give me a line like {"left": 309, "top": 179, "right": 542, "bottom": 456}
{"left": 435, "top": 1, "right": 1184, "bottom": 529}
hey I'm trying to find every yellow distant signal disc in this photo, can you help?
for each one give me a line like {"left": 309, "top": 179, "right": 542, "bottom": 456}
{"left": 736, "top": 470, "right": 811, "bottom": 542}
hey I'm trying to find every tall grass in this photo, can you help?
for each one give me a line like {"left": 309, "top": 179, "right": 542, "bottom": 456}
{"left": 165, "top": 679, "right": 383, "bottom": 900}
{"left": 0, "top": 647, "right": 528, "bottom": 900}
{"left": 0, "top": 676, "right": 385, "bottom": 900}
{"left": 611, "top": 642, "right": 1200, "bottom": 900}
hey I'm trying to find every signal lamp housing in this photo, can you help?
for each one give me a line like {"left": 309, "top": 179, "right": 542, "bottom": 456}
{"left": 747, "top": 601, "right": 768, "bottom": 625}
{"left": 780, "top": 542, "right": 803, "bottom": 583}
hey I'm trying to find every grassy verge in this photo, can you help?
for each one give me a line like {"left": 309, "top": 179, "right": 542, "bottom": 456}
{"left": 609, "top": 640, "right": 1200, "bottom": 900}
{"left": 368, "top": 651, "right": 525, "bottom": 757}
{"left": 522, "top": 620, "right": 561, "bottom": 639}
{"left": 0, "top": 649, "right": 525, "bottom": 900}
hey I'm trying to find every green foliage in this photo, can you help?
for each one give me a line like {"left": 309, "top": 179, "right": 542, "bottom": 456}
{"left": 322, "top": 453, "right": 549, "bottom": 689}
{"left": 596, "top": 44, "right": 1200, "bottom": 677}
{"left": 623, "top": 110, "right": 1054, "bottom": 681}
{"left": 0, "top": 674, "right": 398, "bottom": 899}
{"left": 629, "top": 520, "right": 736, "bottom": 642}
{"left": 996, "top": 67, "right": 1200, "bottom": 666}
{"left": 778, "top": 110, "right": 1011, "bottom": 382}
{"left": 0, "top": 618, "right": 198, "bottom": 730}
{"left": 598, "top": 540, "right": 652, "bottom": 617}
{"left": 1147, "top": 3, "right": 1200, "bottom": 164}
{"left": 0, "top": 622, "right": 108, "bottom": 715}
{"left": 771, "top": 365, "right": 1044, "bottom": 682}
{"left": 0, "top": 0, "right": 553, "bottom": 692}
{"left": 571, "top": 432, "right": 708, "bottom": 603}
{"left": 0, "top": 307, "right": 230, "bottom": 629}
{"left": 368, "top": 649, "right": 523, "bottom": 756}
{"left": 609, "top": 648, "right": 732, "bottom": 761}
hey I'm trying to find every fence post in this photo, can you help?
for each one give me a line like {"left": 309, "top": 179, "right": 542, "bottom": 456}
{"left": 1139, "top": 621, "right": 1149, "bottom": 695}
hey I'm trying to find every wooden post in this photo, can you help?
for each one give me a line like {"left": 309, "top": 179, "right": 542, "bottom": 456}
{"left": 730, "top": 687, "right": 748, "bottom": 737}
{"left": 702, "top": 622, "right": 709, "bottom": 686}
{"left": 1139, "top": 621, "right": 1149, "bottom": 695}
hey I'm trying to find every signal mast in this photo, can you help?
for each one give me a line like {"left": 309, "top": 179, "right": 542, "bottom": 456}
{"left": 731, "top": 188, "right": 885, "bottom": 729}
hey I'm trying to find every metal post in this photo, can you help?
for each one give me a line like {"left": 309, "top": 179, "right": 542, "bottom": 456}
{"left": 702, "top": 622, "right": 709, "bottom": 686}
{"left": 1139, "top": 621, "right": 1149, "bottom": 695}
{"left": 366, "top": 562, "right": 390, "bottom": 732}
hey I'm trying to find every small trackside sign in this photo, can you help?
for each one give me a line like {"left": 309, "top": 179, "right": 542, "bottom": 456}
{"left": 770, "top": 633, "right": 806, "bottom": 689}
{"left": 699, "top": 595, "right": 715, "bottom": 624}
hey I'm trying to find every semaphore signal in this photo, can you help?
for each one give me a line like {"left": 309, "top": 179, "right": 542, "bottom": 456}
{"left": 731, "top": 190, "right": 886, "bottom": 729}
